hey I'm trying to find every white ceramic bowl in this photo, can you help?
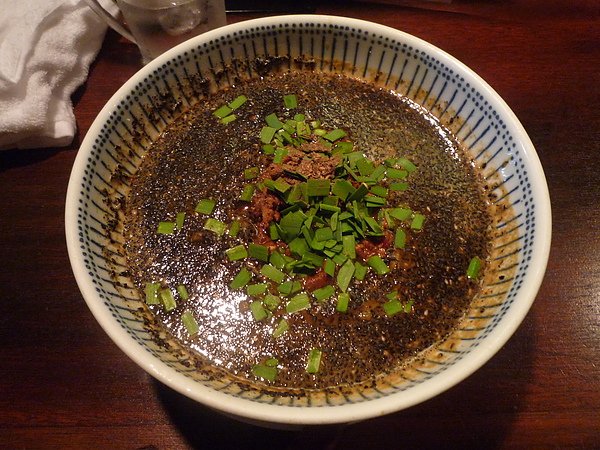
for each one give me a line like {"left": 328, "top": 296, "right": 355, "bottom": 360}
{"left": 66, "top": 15, "right": 551, "bottom": 425}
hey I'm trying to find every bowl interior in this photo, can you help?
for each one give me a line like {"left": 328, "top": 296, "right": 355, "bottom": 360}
{"left": 66, "top": 15, "right": 551, "bottom": 424}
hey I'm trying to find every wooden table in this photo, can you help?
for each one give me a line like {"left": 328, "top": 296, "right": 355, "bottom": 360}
{"left": 1, "top": 1, "right": 598, "bottom": 448}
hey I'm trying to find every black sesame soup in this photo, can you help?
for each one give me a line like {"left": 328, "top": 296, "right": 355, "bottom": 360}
{"left": 122, "top": 71, "right": 493, "bottom": 390}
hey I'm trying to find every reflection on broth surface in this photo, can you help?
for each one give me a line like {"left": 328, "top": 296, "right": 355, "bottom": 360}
{"left": 122, "top": 71, "right": 493, "bottom": 389}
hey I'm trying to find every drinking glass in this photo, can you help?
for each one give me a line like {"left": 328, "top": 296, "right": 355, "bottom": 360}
{"left": 86, "top": 0, "right": 227, "bottom": 64}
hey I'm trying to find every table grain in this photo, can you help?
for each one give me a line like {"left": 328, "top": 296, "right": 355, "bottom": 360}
{"left": 1, "top": 1, "right": 599, "bottom": 448}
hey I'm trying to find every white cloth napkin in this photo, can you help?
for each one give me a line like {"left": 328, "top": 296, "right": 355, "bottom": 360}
{"left": 0, "top": 0, "right": 115, "bottom": 150}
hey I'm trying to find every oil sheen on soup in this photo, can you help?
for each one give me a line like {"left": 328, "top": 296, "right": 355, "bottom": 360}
{"left": 122, "top": 71, "right": 493, "bottom": 390}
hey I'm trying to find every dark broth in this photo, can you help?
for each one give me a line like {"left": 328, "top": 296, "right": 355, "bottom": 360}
{"left": 123, "top": 71, "right": 492, "bottom": 389}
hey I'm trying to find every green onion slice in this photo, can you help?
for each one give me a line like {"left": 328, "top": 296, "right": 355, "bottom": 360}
{"left": 283, "top": 94, "right": 297, "bottom": 109}
{"left": 144, "top": 282, "right": 160, "bottom": 305}
{"left": 250, "top": 301, "right": 268, "bottom": 321}
{"left": 313, "top": 285, "right": 335, "bottom": 302}
{"left": 246, "top": 283, "right": 268, "bottom": 296}
{"left": 157, "top": 221, "right": 176, "bottom": 235}
{"left": 261, "top": 264, "right": 286, "bottom": 284}
{"left": 286, "top": 292, "right": 311, "bottom": 313}
{"left": 177, "top": 284, "right": 189, "bottom": 300}
{"left": 227, "top": 95, "right": 247, "bottom": 110}
{"left": 383, "top": 299, "right": 403, "bottom": 316}
{"left": 226, "top": 244, "right": 248, "bottom": 261}
{"left": 252, "top": 364, "right": 277, "bottom": 381}
{"left": 230, "top": 267, "right": 252, "bottom": 289}
{"left": 467, "top": 256, "right": 483, "bottom": 280}
{"left": 272, "top": 319, "right": 289, "bottom": 338}
{"left": 195, "top": 199, "right": 216, "bottom": 215}
{"left": 306, "top": 348, "right": 322, "bottom": 374}
{"left": 175, "top": 212, "right": 186, "bottom": 230}
{"left": 181, "top": 310, "right": 199, "bottom": 336}
{"left": 336, "top": 259, "right": 355, "bottom": 292}
{"left": 336, "top": 292, "right": 350, "bottom": 313}
{"left": 159, "top": 288, "right": 177, "bottom": 312}
{"left": 367, "top": 255, "right": 389, "bottom": 275}
{"left": 203, "top": 218, "right": 227, "bottom": 236}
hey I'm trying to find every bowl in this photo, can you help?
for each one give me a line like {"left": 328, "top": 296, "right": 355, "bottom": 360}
{"left": 65, "top": 15, "right": 551, "bottom": 425}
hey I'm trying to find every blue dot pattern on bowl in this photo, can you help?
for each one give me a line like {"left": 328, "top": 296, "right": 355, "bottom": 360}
{"left": 75, "top": 21, "right": 535, "bottom": 406}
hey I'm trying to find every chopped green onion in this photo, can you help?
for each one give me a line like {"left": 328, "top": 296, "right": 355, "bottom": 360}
{"left": 270, "top": 251, "right": 286, "bottom": 269}
{"left": 246, "top": 283, "right": 268, "bottom": 296}
{"left": 404, "top": 299, "right": 414, "bottom": 313}
{"left": 342, "top": 235, "right": 356, "bottom": 259}
{"left": 272, "top": 319, "right": 289, "bottom": 338}
{"left": 181, "top": 310, "right": 199, "bottom": 336}
{"left": 394, "top": 228, "right": 406, "bottom": 248}
{"left": 315, "top": 227, "right": 334, "bottom": 242}
{"left": 230, "top": 267, "right": 252, "bottom": 289}
{"left": 390, "top": 182, "right": 409, "bottom": 191}
{"left": 386, "top": 168, "right": 408, "bottom": 179}
{"left": 283, "top": 94, "right": 297, "bottom": 109}
{"left": 354, "top": 262, "right": 368, "bottom": 281}
{"left": 370, "top": 164, "right": 387, "bottom": 181}
{"left": 324, "top": 258, "right": 336, "bottom": 277}
{"left": 159, "top": 288, "right": 177, "bottom": 312}
{"left": 221, "top": 114, "right": 237, "bottom": 125}
{"left": 337, "top": 259, "right": 355, "bottom": 292}
{"left": 262, "top": 144, "right": 275, "bottom": 155}
{"left": 273, "top": 147, "right": 288, "bottom": 164}
{"left": 203, "top": 218, "right": 227, "bottom": 236}
{"left": 367, "top": 255, "right": 389, "bottom": 275}
{"left": 333, "top": 141, "right": 353, "bottom": 154}
{"left": 228, "top": 220, "right": 241, "bottom": 237}
{"left": 265, "top": 113, "right": 284, "bottom": 129}
{"left": 370, "top": 185, "right": 388, "bottom": 198}
{"left": 261, "top": 264, "right": 286, "bottom": 284}
{"left": 411, "top": 213, "right": 426, "bottom": 230}
{"left": 263, "top": 294, "right": 281, "bottom": 311}
{"left": 244, "top": 167, "right": 260, "bottom": 179}
{"left": 336, "top": 292, "right": 350, "bottom": 312}
{"left": 213, "top": 104, "right": 232, "bottom": 118}
{"left": 332, "top": 179, "right": 356, "bottom": 201}
{"left": 177, "top": 284, "right": 189, "bottom": 300}
{"left": 383, "top": 299, "right": 403, "bottom": 316}
{"left": 227, "top": 95, "right": 247, "bottom": 110}
{"left": 144, "top": 282, "right": 160, "bottom": 305}
{"left": 240, "top": 184, "right": 255, "bottom": 202}
{"left": 175, "top": 212, "right": 186, "bottom": 230}
{"left": 306, "top": 348, "right": 322, "bottom": 374}
{"left": 323, "top": 128, "right": 347, "bottom": 142}
{"left": 386, "top": 291, "right": 399, "bottom": 300}
{"left": 226, "top": 244, "right": 248, "bottom": 261}
{"left": 157, "top": 221, "right": 176, "bottom": 234}
{"left": 195, "top": 198, "right": 216, "bottom": 215}
{"left": 389, "top": 207, "right": 412, "bottom": 221}
{"left": 277, "top": 280, "right": 301, "bottom": 296}
{"left": 250, "top": 301, "right": 268, "bottom": 321}
{"left": 286, "top": 292, "right": 311, "bottom": 313}
{"left": 260, "top": 126, "right": 277, "bottom": 144}
{"left": 365, "top": 195, "right": 386, "bottom": 207}
{"left": 355, "top": 157, "right": 374, "bottom": 176}
{"left": 396, "top": 157, "right": 417, "bottom": 173}
{"left": 307, "top": 179, "right": 330, "bottom": 197}
{"left": 347, "top": 183, "right": 369, "bottom": 202}
{"left": 248, "top": 243, "right": 269, "bottom": 262}
{"left": 313, "top": 285, "right": 335, "bottom": 302}
{"left": 467, "top": 256, "right": 483, "bottom": 280}
{"left": 252, "top": 364, "right": 277, "bottom": 381}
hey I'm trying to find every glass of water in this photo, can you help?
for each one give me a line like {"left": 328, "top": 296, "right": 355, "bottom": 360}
{"left": 85, "top": 0, "right": 227, "bottom": 64}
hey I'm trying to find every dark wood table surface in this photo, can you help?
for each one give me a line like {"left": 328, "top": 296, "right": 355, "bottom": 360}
{"left": 1, "top": 1, "right": 598, "bottom": 448}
